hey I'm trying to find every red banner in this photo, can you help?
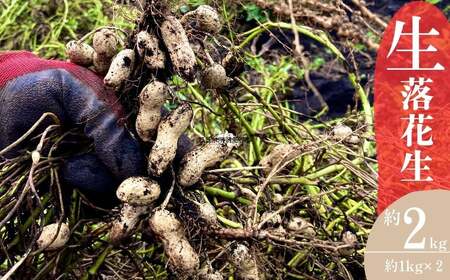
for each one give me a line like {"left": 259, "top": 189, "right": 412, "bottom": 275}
{"left": 375, "top": 1, "right": 450, "bottom": 214}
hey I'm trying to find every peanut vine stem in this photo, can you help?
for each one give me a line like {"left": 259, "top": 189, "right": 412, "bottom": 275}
{"left": 221, "top": 93, "right": 262, "bottom": 161}
{"left": 82, "top": 245, "right": 113, "bottom": 280}
{"left": 234, "top": 77, "right": 303, "bottom": 143}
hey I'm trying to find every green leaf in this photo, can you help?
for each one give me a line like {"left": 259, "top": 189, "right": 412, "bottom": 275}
{"left": 179, "top": 5, "right": 190, "bottom": 14}
{"left": 243, "top": 4, "right": 266, "bottom": 22}
{"left": 310, "top": 57, "right": 325, "bottom": 70}
{"left": 426, "top": 0, "right": 442, "bottom": 4}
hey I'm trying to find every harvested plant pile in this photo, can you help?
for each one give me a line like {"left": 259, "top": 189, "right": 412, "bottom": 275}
{"left": 251, "top": 0, "right": 386, "bottom": 50}
{"left": 0, "top": 0, "right": 381, "bottom": 279}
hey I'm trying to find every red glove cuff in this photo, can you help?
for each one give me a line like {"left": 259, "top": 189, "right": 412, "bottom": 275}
{"left": 0, "top": 51, "right": 124, "bottom": 118}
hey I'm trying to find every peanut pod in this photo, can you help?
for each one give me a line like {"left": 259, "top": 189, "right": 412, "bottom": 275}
{"left": 136, "top": 81, "right": 168, "bottom": 142}
{"left": 160, "top": 16, "right": 196, "bottom": 81}
{"left": 93, "top": 28, "right": 118, "bottom": 58}
{"left": 259, "top": 144, "right": 302, "bottom": 172}
{"left": 148, "top": 103, "right": 193, "bottom": 176}
{"left": 178, "top": 132, "right": 238, "bottom": 187}
{"left": 200, "top": 63, "right": 229, "bottom": 89}
{"left": 104, "top": 49, "right": 135, "bottom": 89}
{"left": 136, "top": 31, "right": 166, "bottom": 70}
{"left": 148, "top": 209, "right": 200, "bottom": 273}
{"left": 66, "top": 41, "right": 94, "bottom": 66}
{"left": 181, "top": 5, "right": 222, "bottom": 34}
{"left": 109, "top": 177, "right": 161, "bottom": 244}
{"left": 231, "top": 244, "right": 262, "bottom": 280}
{"left": 37, "top": 223, "right": 70, "bottom": 251}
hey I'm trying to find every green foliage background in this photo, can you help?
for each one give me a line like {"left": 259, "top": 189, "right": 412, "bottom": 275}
{"left": 0, "top": 0, "right": 134, "bottom": 58}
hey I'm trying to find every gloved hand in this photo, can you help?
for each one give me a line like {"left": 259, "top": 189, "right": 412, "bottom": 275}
{"left": 0, "top": 51, "right": 146, "bottom": 201}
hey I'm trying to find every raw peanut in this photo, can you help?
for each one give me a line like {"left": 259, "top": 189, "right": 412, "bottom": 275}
{"left": 115, "top": 176, "right": 161, "bottom": 205}
{"left": 231, "top": 244, "right": 262, "bottom": 280}
{"left": 164, "top": 237, "right": 199, "bottom": 272}
{"left": 37, "top": 223, "right": 70, "bottom": 251}
{"left": 136, "top": 81, "right": 168, "bottom": 142}
{"left": 332, "top": 124, "right": 359, "bottom": 144}
{"left": 286, "top": 217, "right": 315, "bottom": 237}
{"left": 66, "top": 41, "right": 94, "bottom": 66}
{"left": 109, "top": 177, "right": 160, "bottom": 244}
{"left": 339, "top": 231, "right": 357, "bottom": 256}
{"left": 197, "top": 202, "right": 217, "bottom": 225}
{"left": 149, "top": 209, "right": 200, "bottom": 273}
{"left": 93, "top": 29, "right": 118, "bottom": 58}
{"left": 178, "top": 133, "right": 238, "bottom": 187}
{"left": 135, "top": 31, "right": 150, "bottom": 57}
{"left": 148, "top": 103, "right": 193, "bottom": 176}
{"left": 104, "top": 49, "right": 135, "bottom": 89}
{"left": 181, "top": 5, "right": 222, "bottom": 34}
{"left": 260, "top": 212, "right": 282, "bottom": 227}
{"left": 160, "top": 16, "right": 196, "bottom": 81}
{"left": 332, "top": 124, "right": 352, "bottom": 140}
{"left": 273, "top": 193, "right": 284, "bottom": 204}
{"left": 259, "top": 144, "right": 302, "bottom": 172}
{"left": 200, "top": 63, "right": 229, "bottom": 89}
{"left": 136, "top": 31, "right": 165, "bottom": 70}
{"left": 148, "top": 209, "right": 183, "bottom": 235}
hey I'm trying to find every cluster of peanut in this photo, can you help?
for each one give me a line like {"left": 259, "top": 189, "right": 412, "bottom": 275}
{"left": 61, "top": 5, "right": 238, "bottom": 277}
